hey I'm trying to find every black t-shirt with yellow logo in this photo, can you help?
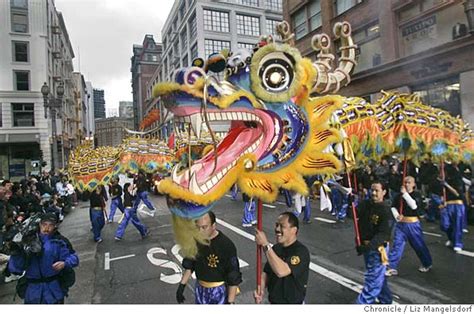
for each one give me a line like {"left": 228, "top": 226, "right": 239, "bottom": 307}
{"left": 182, "top": 231, "right": 242, "bottom": 286}
{"left": 264, "top": 240, "right": 310, "bottom": 304}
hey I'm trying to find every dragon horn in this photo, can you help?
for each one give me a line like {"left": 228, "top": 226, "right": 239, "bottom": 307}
{"left": 311, "top": 21, "right": 357, "bottom": 94}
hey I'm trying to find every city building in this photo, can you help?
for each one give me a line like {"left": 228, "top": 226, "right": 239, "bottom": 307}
{"left": 93, "top": 88, "right": 105, "bottom": 119}
{"left": 119, "top": 101, "right": 133, "bottom": 118}
{"left": 95, "top": 117, "right": 134, "bottom": 147}
{"left": 72, "top": 72, "right": 87, "bottom": 148}
{"left": 147, "top": 0, "right": 283, "bottom": 141}
{"left": 0, "top": 0, "right": 78, "bottom": 179}
{"left": 131, "top": 35, "right": 162, "bottom": 130}
{"left": 106, "top": 107, "right": 119, "bottom": 118}
{"left": 85, "top": 81, "right": 95, "bottom": 136}
{"left": 284, "top": 0, "right": 474, "bottom": 126}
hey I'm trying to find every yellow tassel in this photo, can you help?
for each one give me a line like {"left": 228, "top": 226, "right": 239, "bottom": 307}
{"left": 171, "top": 215, "right": 209, "bottom": 258}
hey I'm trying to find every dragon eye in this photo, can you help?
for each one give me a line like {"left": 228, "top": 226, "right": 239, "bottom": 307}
{"left": 184, "top": 67, "right": 206, "bottom": 87}
{"left": 258, "top": 52, "right": 294, "bottom": 93}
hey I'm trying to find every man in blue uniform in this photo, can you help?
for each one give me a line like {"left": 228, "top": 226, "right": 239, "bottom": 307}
{"left": 241, "top": 192, "right": 256, "bottom": 227}
{"left": 356, "top": 181, "right": 393, "bottom": 304}
{"left": 176, "top": 211, "right": 242, "bottom": 304}
{"left": 8, "top": 213, "right": 79, "bottom": 304}
{"left": 114, "top": 183, "right": 148, "bottom": 240}
{"left": 89, "top": 185, "right": 107, "bottom": 243}
{"left": 385, "top": 176, "right": 432, "bottom": 276}
{"left": 440, "top": 163, "right": 465, "bottom": 252}
{"left": 132, "top": 171, "right": 156, "bottom": 216}
{"left": 108, "top": 176, "right": 124, "bottom": 223}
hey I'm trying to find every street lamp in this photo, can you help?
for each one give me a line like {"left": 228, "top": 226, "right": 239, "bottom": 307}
{"left": 41, "top": 82, "right": 64, "bottom": 173}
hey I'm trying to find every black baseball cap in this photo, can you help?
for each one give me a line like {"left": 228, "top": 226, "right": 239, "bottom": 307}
{"left": 40, "top": 213, "right": 58, "bottom": 224}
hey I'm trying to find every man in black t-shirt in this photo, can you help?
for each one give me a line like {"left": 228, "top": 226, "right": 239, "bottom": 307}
{"left": 254, "top": 212, "right": 310, "bottom": 304}
{"left": 355, "top": 181, "right": 393, "bottom": 304}
{"left": 177, "top": 211, "right": 242, "bottom": 304}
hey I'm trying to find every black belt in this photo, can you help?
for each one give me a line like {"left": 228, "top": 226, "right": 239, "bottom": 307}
{"left": 27, "top": 274, "right": 60, "bottom": 284}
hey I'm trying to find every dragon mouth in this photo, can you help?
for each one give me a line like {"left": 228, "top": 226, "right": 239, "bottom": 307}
{"left": 171, "top": 107, "right": 280, "bottom": 195}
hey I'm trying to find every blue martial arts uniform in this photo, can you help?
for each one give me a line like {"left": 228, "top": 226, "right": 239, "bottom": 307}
{"left": 441, "top": 165, "right": 465, "bottom": 250}
{"left": 115, "top": 191, "right": 147, "bottom": 239}
{"left": 241, "top": 193, "right": 256, "bottom": 226}
{"left": 108, "top": 184, "right": 124, "bottom": 222}
{"left": 89, "top": 191, "right": 105, "bottom": 242}
{"left": 8, "top": 232, "right": 79, "bottom": 304}
{"left": 330, "top": 184, "right": 348, "bottom": 221}
{"left": 388, "top": 191, "right": 432, "bottom": 272}
{"left": 133, "top": 173, "right": 156, "bottom": 212}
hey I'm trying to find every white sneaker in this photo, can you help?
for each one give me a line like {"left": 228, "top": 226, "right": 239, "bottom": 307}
{"left": 4, "top": 274, "right": 21, "bottom": 283}
{"left": 385, "top": 269, "right": 398, "bottom": 277}
{"left": 242, "top": 223, "right": 252, "bottom": 227}
{"left": 454, "top": 247, "right": 462, "bottom": 252}
{"left": 462, "top": 229, "right": 469, "bottom": 233}
{"left": 445, "top": 240, "right": 452, "bottom": 247}
{"left": 418, "top": 265, "right": 432, "bottom": 273}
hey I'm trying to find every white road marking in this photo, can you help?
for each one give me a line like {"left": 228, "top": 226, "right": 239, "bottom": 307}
{"left": 314, "top": 217, "right": 337, "bottom": 224}
{"left": 456, "top": 250, "right": 474, "bottom": 258}
{"left": 147, "top": 247, "right": 182, "bottom": 284}
{"left": 216, "top": 218, "right": 401, "bottom": 303}
{"left": 104, "top": 252, "right": 135, "bottom": 270}
{"left": 217, "top": 218, "right": 255, "bottom": 241}
{"left": 263, "top": 204, "right": 276, "bottom": 208}
{"left": 422, "top": 231, "right": 442, "bottom": 238}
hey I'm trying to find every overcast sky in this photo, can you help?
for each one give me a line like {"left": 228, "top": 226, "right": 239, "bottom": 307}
{"left": 55, "top": 0, "right": 175, "bottom": 116}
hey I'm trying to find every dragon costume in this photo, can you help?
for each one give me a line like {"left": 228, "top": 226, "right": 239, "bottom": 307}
{"left": 151, "top": 21, "right": 474, "bottom": 257}
{"left": 70, "top": 21, "right": 474, "bottom": 257}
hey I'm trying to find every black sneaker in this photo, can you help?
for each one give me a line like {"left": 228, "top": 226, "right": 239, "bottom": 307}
{"left": 142, "top": 231, "right": 150, "bottom": 239}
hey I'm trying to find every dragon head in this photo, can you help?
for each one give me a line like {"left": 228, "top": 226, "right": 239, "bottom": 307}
{"left": 153, "top": 21, "right": 357, "bottom": 255}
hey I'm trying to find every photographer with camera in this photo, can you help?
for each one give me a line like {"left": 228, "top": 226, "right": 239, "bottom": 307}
{"left": 7, "top": 212, "right": 79, "bottom": 304}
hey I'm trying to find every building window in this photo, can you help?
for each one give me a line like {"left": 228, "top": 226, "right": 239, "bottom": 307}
{"left": 181, "top": 30, "right": 187, "bottom": 51}
{"left": 11, "top": 12, "right": 28, "bottom": 33}
{"left": 13, "top": 41, "right": 28, "bottom": 62}
{"left": 293, "top": 8, "right": 307, "bottom": 40}
{"left": 412, "top": 77, "right": 461, "bottom": 117}
{"left": 236, "top": 0, "right": 259, "bottom": 7}
{"left": 352, "top": 21, "right": 381, "bottom": 72}
{"left": 265, "top": 0, "right": 282, "bottom": 11}
{"left": 14, "top": 71, "right": 29, "bottom": 91}
{"left": 11, "top": 0, "right": 28, "bottom": 8}
{"left": 236, "top": 14, "right": 260, "bottom": 36}
{"left": 190, "top": 43, "right": 198, "bottom": 59}
{"left": 334, "top": 0, "right": 363, "bottom": 16}
{"left": 309, "top": 0, "right": 322, "bottom": 31}
{"left": 203, "top": 9, "right": 229, "bottom": 33}
{"left": 204, "top": 39, "right": 230, "bottom": 57}
{"left": 238, "top": 42, "right": 256, "bottom": 50}
{"left": 11, "top": 0, "right": 28, "bottom": 33}
{"left": 189, "top": 13, "right": 197, "bottom": 41}
{"left": 266, "top": 19, "right": 279, "bottom": 36}
{"left": 179, "top": 1, "right": 186, "bottom": 20}
{"left": 12, "top": 103, "right": 34, "bottom": 127}
{"left": 182, "top": 54, "right": 188, "bottom": 67}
